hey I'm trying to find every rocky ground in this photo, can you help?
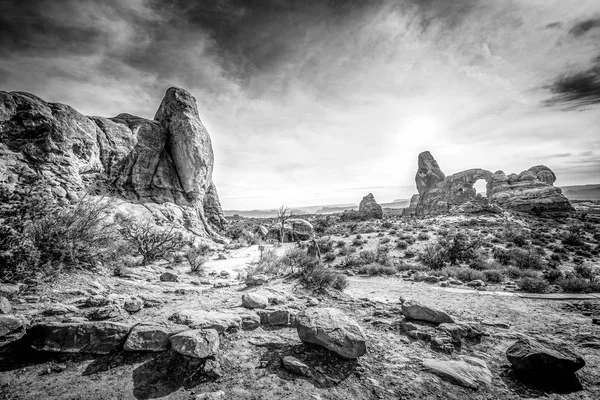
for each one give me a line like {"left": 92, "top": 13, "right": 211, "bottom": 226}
{"left": 1, "top": 217, "right": 600, "bottom": 400}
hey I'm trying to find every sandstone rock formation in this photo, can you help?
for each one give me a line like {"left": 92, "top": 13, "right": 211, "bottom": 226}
{"left": 0, "top": 87, "right": 226, "bottom": 240}
{"left": 358, "top": 193, "right": 383, "bottom": 219}
{"left": 412, "top": 151, "right": 573, "bottom": 216}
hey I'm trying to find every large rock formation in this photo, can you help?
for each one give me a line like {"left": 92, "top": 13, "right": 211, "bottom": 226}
{"left": 0, "top": 87, "right": 226, "bottom": 239}
{"left": 412, "top": 151, "right": 573, "bottom": 216}
{"left": 358, "top": 193, "right": 383, "bottom": 219}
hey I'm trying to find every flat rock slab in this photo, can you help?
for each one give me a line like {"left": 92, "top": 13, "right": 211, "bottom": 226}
{"left": 169, "top": 310, "right": 242, "bottom": 332}
{"left": 170, "top": 329, "right": 219, "bottom": 359}
{"left": 296, "top": 307, "right": 367, "bottom": 359}
{"left": 401, "top": 299, "right": 454, "bottom": 324}
{"left": 242, "top": 293, "right": 269, "bottom": 309}
{"left": 422, "top": 357, "right": 492, "bottom": 390}
{"left": 30, "top": 321, "right": 132, "bottom": 354}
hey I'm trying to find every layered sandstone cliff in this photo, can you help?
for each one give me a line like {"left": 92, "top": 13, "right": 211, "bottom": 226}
{"left": 0, "top": 87, "right": 226, "bottom": 239}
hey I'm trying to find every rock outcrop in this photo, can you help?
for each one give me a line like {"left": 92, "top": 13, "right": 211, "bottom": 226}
{"left": 358, "top": 193, "right": 383, "bottom": 219}
{"left": 0, "top": 87, "right": 226, "bottom": 240}
{"left": 412, "top": 151, "right": 573, "bottom": 216}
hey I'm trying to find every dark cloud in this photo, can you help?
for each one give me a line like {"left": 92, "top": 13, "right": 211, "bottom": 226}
{"left": 545, "top": 62, "right": 600, "bottom": 109}
{"left": 569, "top": 17, "right": 600, "bottom": 37}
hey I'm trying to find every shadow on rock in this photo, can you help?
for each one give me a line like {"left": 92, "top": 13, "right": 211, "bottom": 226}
{"left": 259, "top": 342, "right": 359, "bottom": 388}
{"left": 131, "top": 350, "right": 218, "bottom": 400}
{"left": 500, "top": 366, "right": 583, "bottom": 396}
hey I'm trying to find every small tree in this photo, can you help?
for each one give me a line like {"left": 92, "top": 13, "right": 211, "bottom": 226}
{"left": 277, "top": 206, "right": 292, "bottom": 243}
{"left": 119, "top": 217, "right": 187, "bottom": 265}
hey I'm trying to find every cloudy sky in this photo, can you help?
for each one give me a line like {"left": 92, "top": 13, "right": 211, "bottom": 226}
{"left": 1, "top": 0, "right": 599, "bottom": 209}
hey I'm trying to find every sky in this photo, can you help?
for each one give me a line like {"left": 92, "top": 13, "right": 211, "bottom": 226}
{"left": 1, "top": 0, "right": 599, "bottom": 210}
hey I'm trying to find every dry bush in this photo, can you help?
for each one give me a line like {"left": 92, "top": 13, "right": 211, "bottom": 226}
{"left": 1, "top": 181, "right": 122, "bottom": 283}
{"left": 118, "top": 216, "right": 187, "bottom": 265}
{"left": 518, "top": 277, "right": 549, "bottom": 293}
{"left": 358, "top": 263, "right": 397, "bottom": 276}
{"left": 186, "top": 244, "right": 212, "bottom": 272}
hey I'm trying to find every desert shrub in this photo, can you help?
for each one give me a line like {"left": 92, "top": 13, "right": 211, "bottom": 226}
{"left": 573, "top": 264, "right": 596, "bottom": 280}
{"left": 404, "top": 249, "right": 416, "bottom": 258}
{"left": 336, "top": 240, "right": 347, "bottom": 248}
{"left": 317, "top": 237, "right": 334, "bottom": 253}
{"left": 338, "top": 245, "right": 352, "bottom": 256}
{"left": 405, "top": 236, "right": 416, "bottom": 245}
{"left": 313, "top": 218, "right": 331, "bottom": 234}
{"left": 1, "top": 181, "right": 122, "bottom": 282}
{"left": 302, "top": 267, "right": 349, "bottom": 291}
{"left": 418, "top": 244, "right": 447, "bottom": 270}
{"left": 519, "top": 277, "right": 549, "bottom": 293}
{"left": 503, "top": 226, "right": 528, "bottom": 247}
{"left": 186, "top": 244, "right": 211, "bottom": 272}
{"left": 483, "top": 269, "right": 504, "bottom": 283}
{"left": 379, "top": 237, "right": 391, "bottom": 244}
{"left": 119, "top": 217, "right": 187, "bottom": 265}
{"left": 351, "top": 237, "right": 364, "bottom": 247}
{"left": 544, "top": 268, "right": 564, "bottom": 283}
{"left": 323, "top": 252, "right": 336, "bottom": 263}
{"left": 557, "top": 277, "right": 600, "bottom": 293}
{"left": 417, "top": 232, "right": 430, "bottom": 241}
{"left": 246, "top": 248, "right": 283, "bottom": 277}
{"left": 453, "top": 267, "right": 486, "bottom": 282}
{"left": 358, "top": 263, "right": 397, "bottom": 276}
{"left": 396, "top": 240, "right": 409, "bottom": 250}
{"left": 506, "top": 266, "right": 538, "bottom": 279}
{"left": 280, "top": 248, "right": 310, "bottom": 272}
{"left": 492, "top": 247, "right": 512, "bottom": 265}
{"left": 510, "top": 247, "right": 544, "bottom": 270}
{"left": 382, "top": 221, "right": 393, "bottom": 229}
{"left": 442, "top": 233, "right": 480, "bottom": 265}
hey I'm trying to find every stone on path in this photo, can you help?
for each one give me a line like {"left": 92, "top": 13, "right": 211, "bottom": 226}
{"left": 422, "top": 357, "right": 492, "bottom": 390}
{"left": 296, "top": 308, "right": 367, "bottom": 359}
{"left": 401, "top": 299, "right": 454, "bottom": 324}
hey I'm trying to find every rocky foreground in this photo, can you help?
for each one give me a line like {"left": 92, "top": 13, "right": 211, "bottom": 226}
{"left": 1, "top": 237, "right": 599, "bottom": 400}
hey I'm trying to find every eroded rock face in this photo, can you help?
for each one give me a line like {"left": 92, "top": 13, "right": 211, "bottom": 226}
{"left": 358, "top": 193, "right": 383, "bottom": 219}
{"left": 0, "top": 87, "right": 226, "bottom": 240}
{"left": 29, "top": 321, "right": 131, "bottom": 354}
{"left": 412, "top": 151, "right": 573, "bottom": 216}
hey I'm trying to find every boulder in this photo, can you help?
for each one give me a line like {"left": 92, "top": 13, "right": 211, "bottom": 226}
{"left": 169, "top": 310, "right": 242, "bottom": 332}
{"left": 170, "top": 329, "right": 219, "bottom": 359}
{"left": 422, "top": 357, "right": 492, "bottom": 390}
{"left": 124, "top": 322, "right": 185, "bottom": 352}
{"left": 124, "top": 297, "right": 144, "bottom": 313}
{"left": 256, "top": 308, "right": 294, "bottom": 326}
{"left": 466, "top": 280, "right": 486, "bottom": 288}
{"left": 30, "top": 321, "right": 131, "bottom": 354}
{"left": 506, "top": 338, "right": 585, "bottom": 377}
{"left": 282, "top": 356, "right": 310, "bottom": 376}
{"left": 0, "top": 297, "right": 12, "bottom": 314}
{"left": 242, "top": 293, "right": 269, "bottom": 309}
{"left": 296, "top": 308, "right": 367, "bottom": 359}
{"left": 246, "top": 274, "right": 269, "bottom": 286}
{"left": 358, "top": 193, "right": 383, "bottom": 219}
{"left": 401, "top": 299, "right": 454, "bottom": 324}
{"left": 160, "top": 272, "right": 180, "bottom": 282}
{"left": 0, "top": 284, "right": 21, "bottom": 298}
{"left": 0, "top": 315, "right": 28, "bottom": 349}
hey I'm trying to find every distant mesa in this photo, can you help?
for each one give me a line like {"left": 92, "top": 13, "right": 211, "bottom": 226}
{"left": 0, "top": 87, "right": 226, "bottom": 240}
{"left": 406, "top": 151, "right": 574, "bottom": 216}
